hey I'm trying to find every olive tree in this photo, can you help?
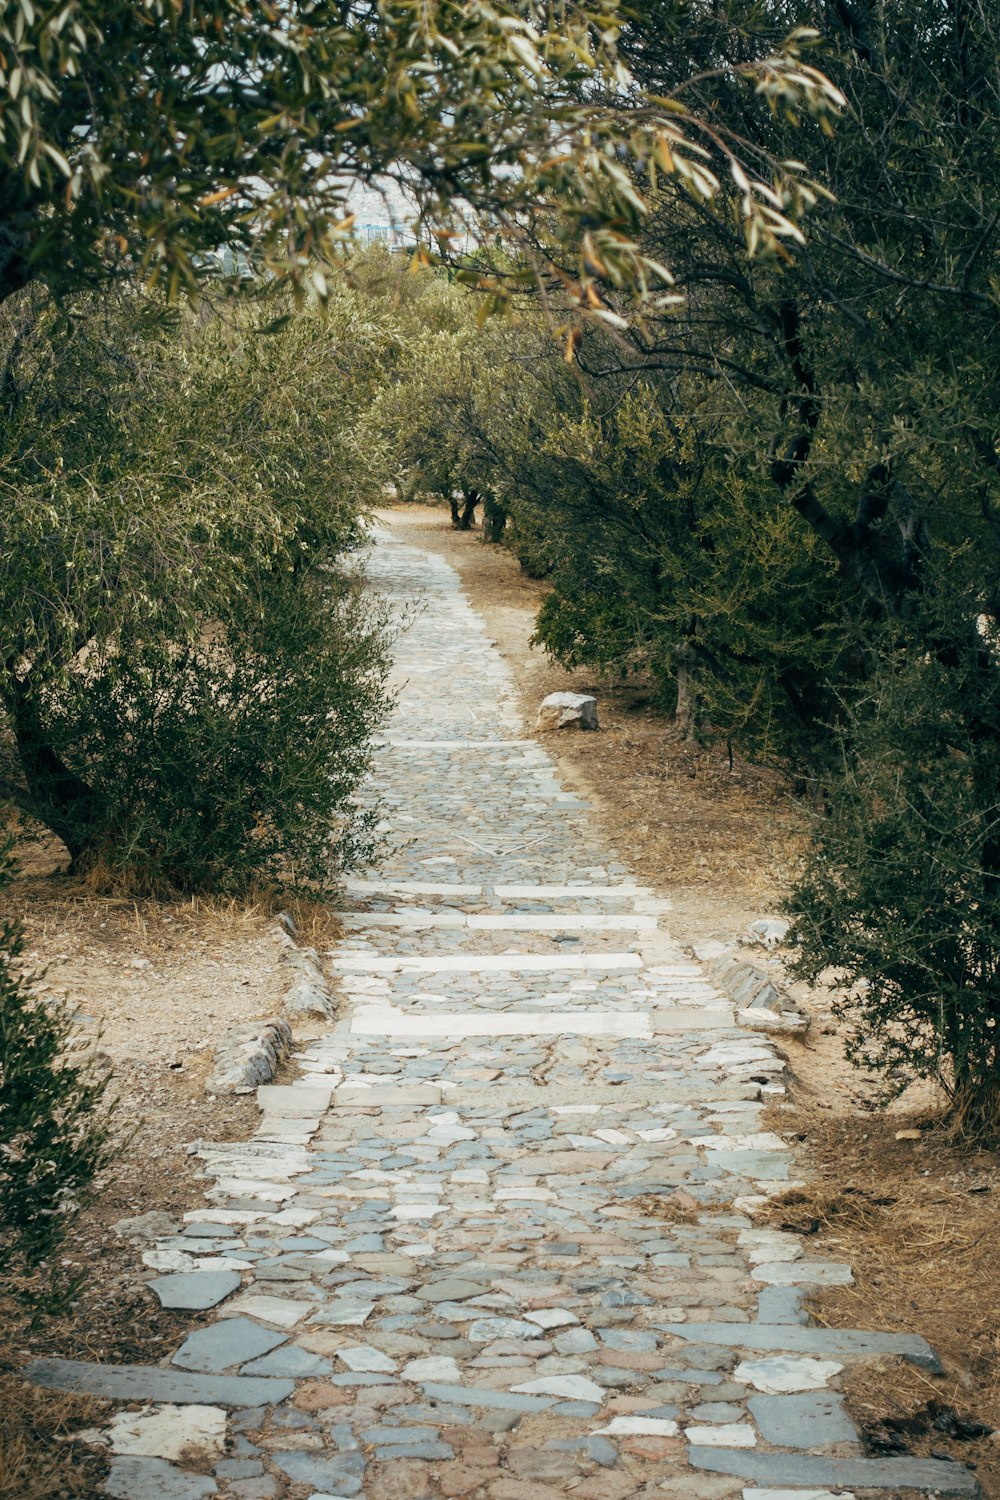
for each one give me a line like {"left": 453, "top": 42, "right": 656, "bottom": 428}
{"left": 0, "top": 283, "right": 393, "bottom": 893}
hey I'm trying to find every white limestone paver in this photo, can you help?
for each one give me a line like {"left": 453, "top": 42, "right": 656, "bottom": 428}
{"left": 35, "top": 522, "right": 971, "bottom": 1500}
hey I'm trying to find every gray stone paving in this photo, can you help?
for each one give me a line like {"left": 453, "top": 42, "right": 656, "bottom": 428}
{"left": 26, "top": 524, "right": 977, "bottom": 1498}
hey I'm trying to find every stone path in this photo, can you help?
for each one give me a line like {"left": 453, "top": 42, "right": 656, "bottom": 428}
{"left": 28, "top": 525, "right": 977, "bottom": 1499}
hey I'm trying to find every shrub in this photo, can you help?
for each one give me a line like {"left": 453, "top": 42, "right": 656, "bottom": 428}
{"left": 0, "top": 283, "right": 392, "bottom": 894}
{"left": 0, "top": 843, "right": 118, "bottom": 1310}
{"left": 789, "top": 612, "right": 1000, "bottom": 1134}
{"left": 36, "top": 569, "right": 390, "bottom": 896}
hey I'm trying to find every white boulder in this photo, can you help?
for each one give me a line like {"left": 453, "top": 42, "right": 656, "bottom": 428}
{"left": 536, "top": 692, "right": 598, "bottom": 731}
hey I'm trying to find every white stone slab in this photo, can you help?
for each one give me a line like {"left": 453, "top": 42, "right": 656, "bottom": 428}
{"left": 344, "top": 879, "right": 482, "bottom": 897}
{"left": 744, "top": 1492, "right": 854, "bottom": 1500}
{"left": 108, "top": 1405, "right": 226, "bottom": 1462}
{"left": 524, "top": 1308, "right": 578, "bottom": 1329}
{"left": 256, "top": 1086, "right": 333, "bottom": 1115}
{"left": 492, "top": 884, "right": 646, "bottom": 899}
{"left": 218, "top": 1294, "right": 316, "bottom": 1328}
{"left": 331, "top": 952, "right": 644, "bottom": 974}
{"left": 651, "top": 1009, "right": 736, "bottom": 1032}
{"left": 403, "top": 1355, "right": 462, "bottom": 1382}
{"left": 467, "top": 913, "right": 657, "bottom": 932}
{"left": 382, "top": 739, "right": 535, "bottom": 748}
{"left": 350, "top": 1008, "right": 652, "bottom": 1039}
{"left": 341, "top": 911, "right": 467, "bottom": 929}
{"left": 339, "top": 911, "right": 657, "bottom": 932}
{"left": 596, "top": 1416, "right": 679, "bottom": 1437}
{"left": 511, "top": 1375, "right": 605, "bottom": 1402}
{"left": 338, "top": 1345, "right": 397, "bottom": 1372}
{"left": 734, "top": 1357, "right": 843, "bottom": 1394}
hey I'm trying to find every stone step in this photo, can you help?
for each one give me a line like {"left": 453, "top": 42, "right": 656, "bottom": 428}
{"left": 339, "top": 911, "right": 658, "bottom": 932}
{"left": 344, "top": 878, "right": 482, "bottom": 898}
{"left": 376, "top": 738, "right": 537, "bottom": 749}
{"left": 329, "top": 951, "right": 645, "bottom": 974}
{"left": 348, "top": 1006, "right": 654, "bottom": 1038}
{"left": 662, "top": 1320, "right": 941, "bottom": 1370}
{"left": 342, "top": 879, "right": 660, "bottom": 905}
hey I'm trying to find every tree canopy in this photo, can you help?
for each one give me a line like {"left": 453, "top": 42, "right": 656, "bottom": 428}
{"left": 0, "top": 0, "right": 842, "bottom": 311}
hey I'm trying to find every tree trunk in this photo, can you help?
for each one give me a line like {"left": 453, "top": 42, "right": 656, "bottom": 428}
{"left": 6, "top": 681, "right": 94, "bottom": 865}
{"left": 674, "top": 640, "right": 699, "bottom": 741}
{"left": 457, "top": 488, "right": 480, "bottom": 530}
{"left": 482, "top": 496, "right": 507, "bottom": 544}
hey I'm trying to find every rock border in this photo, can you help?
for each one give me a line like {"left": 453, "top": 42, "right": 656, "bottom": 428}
{"left": 205, "top": 916, "right": 339, "bottom": 1094}
{"left": 205, "top": 1018, "right": 293, "bottom": 1095}
{"left": 708, "top": 953, "right": 811, "bottom": 1036}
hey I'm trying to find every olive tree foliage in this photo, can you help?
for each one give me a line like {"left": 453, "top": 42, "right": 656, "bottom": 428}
{"left": 562, "top": 0, "right": 1000, "bottom": 1129}
{"left": 792, "top": 614, "right": 1000, "bottom": 1133}
{"left": 370, "top": 286, "right": 847, "bottom": 768}
{"left": 0, "top": 280, "right": 396, "bottom": 893}
{"left": 0, "top": 0, "right": 842, "bottom": 320}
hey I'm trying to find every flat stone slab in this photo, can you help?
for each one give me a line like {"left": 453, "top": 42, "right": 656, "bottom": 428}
{"left": 341, "top": 911, "right": 656, "bottom": 932}
{"left": 333, "top": 952, "right": 644, "bottom": 973}
{"left": 272, "top": 1451, "right": 366, "bottom": 1493}
{"left": 149, "top": 1271, "right": 241, "bottom": 1310}
{"left": 748, "top": 1392, "right": 857, "bottom": 1447}
{"left": 492, "top": 883, "right": 645, "bottom": 898}
{"left": 689, "top": 1448, "right": 979, "bottom": 1496}
{"left": 381, "top": 738, "right": 535, "bottom": 750}
{"left": 104, "top": 1457, "right": 217, "bottom": 1499}
{"left": 23, "top": 1357, "right": 294, "bottom": 1406}
{"left": 334, "top": 1084, "right": 442, "bottom": 1105}
{"left": 344, "top": 878, "right": 483, "bottom": 896}
{"left": 420, "top": 1381, "right": 557, "bottom": 1412}
{"left": 735, "top": 1357, "right": 843, "bottom": 1394}
{"left": 662, "top": 1322, "right": 941, "bottom": 1370}
{"left": 752, "top": 1261, "right": 853, "bottom": 1286}
{"left": 108, "top": 1404, "right": 227, "bottom": 1462}
{"left": 172, "top": 1319, "right": 287, "bottom": 1373}
{"left": 256, "top": 1085, "right": 334, "bottom": 1114}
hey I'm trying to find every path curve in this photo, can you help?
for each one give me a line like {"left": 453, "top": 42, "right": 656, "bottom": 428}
{"left": 27, "top": 521, "right": 975, "bottom": 1500}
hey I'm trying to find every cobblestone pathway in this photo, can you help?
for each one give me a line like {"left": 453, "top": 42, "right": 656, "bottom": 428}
{"left": 28, "top": 526, "right": 977, "bottom": 1499}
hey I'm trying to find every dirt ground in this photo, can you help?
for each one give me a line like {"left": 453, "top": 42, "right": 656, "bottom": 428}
{"left": 1, "top": 503, "right": 994, "bottom": 1497}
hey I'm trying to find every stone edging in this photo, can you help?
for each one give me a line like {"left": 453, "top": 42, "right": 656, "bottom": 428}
{"left": 708, "top": 952, "right": 811, "bottom": 1035}
{"left": 204, "top": 1017, "right": 293, "bottom": 1095}
{"left": 205, "top": 918, "right": 338, "bottom": 1094}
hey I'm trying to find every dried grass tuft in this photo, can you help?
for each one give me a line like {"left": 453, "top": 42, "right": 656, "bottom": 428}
{"left": 0, "top": 1374, "right": 106, "bottom": 1499}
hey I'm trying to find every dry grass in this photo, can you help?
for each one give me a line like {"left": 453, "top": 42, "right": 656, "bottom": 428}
{"left": 0, "top": 1375, "right": 106, "bottom": 1499}
{"left": 759, "top": 1108, "right": 1000, "bottom": 1495}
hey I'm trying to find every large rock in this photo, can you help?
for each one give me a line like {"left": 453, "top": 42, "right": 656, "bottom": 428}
{"left": 536, "top": 692, "right": 598, "bottom": 732}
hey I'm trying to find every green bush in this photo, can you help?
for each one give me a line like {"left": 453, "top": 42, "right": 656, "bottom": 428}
{"left": 0, "top": 282, "right": 392, "bottom": 894}
{"left": 790, "top": 611, "right": 1000, "bottom": 1134}
{"left": 0, "top": 844, "right": 118, "bottom": 1310}
{"left": 36, "top": 569, "right": 389, "bottom": 896}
